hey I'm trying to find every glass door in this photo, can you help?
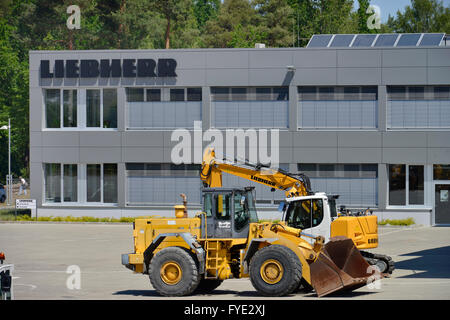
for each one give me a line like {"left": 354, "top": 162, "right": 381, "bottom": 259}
{"left": 435, "top": 184, "right": 450, "bottom": 224}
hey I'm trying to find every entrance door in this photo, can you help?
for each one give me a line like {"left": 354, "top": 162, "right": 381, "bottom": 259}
{"left": 435, "top": 184, "right": 450, "bottom": 224}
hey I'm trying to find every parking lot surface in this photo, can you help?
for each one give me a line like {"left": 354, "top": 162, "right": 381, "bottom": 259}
{"left": 1, "top": 222, "right": 449, "bottom": 300}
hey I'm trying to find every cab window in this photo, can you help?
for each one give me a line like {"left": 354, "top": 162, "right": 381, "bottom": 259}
{"left": 286, "top": 199, "right": 324, "bottom": 229}
{"left": 215, "top": 194, "right": 231, "bottom": 220}
{"left": 234, "top": 193, "right": 250, "bottom": 231}
{"left": 203, "top": 193, "right": 212, "bottom": 217}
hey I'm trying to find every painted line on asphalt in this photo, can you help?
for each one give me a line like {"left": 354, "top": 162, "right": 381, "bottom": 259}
{"left": 14, "top": 283, "right": 37, "bottom": 290}
{"left": 379, "top": 226, "right": 428, "bottom": 236}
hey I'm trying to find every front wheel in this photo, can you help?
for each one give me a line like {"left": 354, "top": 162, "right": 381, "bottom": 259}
{"left": 249, "top": 245, "right": 302, "bottom": 296}
{"left": 149, "top": 247, "right": 200, "bottom": 297}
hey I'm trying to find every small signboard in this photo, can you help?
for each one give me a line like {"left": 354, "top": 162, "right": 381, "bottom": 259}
{"left": 15, "top": 199, "right": 36, "bottom": 209}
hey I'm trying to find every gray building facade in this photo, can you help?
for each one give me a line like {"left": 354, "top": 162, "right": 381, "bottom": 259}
{"left": 29, "top": 44, "right": 450, "bottom": 225}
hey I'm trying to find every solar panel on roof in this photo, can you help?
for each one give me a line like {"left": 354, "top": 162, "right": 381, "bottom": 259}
{"left": 307, "top": 33, "right": 444, "bottom": 49}
{"left": 373, "top": 34, "right": 399, "bottom": 47}
{"left": 351, "top": 34, "right": 377, "bottom": 47}
{"left": 307, "top": 35, "right": 333, "bottom": 47}
{"left": 329, "top": 34, "right": 355, "bottom": 47}
{"left": 396, "top": 33, "right": 421, "bottom": 46}
{"left": 419, "top": 33, "right": 445, "bottom": 46}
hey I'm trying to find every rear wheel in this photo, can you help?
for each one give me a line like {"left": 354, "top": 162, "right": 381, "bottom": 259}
{"left": 0, "top": 195, "right": 5, "bottom": 203}
{"left": 149, "top": 247, "right": 200, "bottom": 296}
{"left": 249, "top": 245, "right": 302, "bottom": 296}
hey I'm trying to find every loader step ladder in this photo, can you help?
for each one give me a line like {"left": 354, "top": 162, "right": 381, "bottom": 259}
{"left": 205, "top": 240, "right": 220, "bottom": 279}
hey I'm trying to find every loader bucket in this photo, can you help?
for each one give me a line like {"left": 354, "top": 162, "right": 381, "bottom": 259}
{"left": 310, "top": 236, "right": 377, "bottom": 297}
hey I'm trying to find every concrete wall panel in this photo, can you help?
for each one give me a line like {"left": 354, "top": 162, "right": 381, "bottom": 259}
{"left": 79, "top": 147, "right": 121, "bottom": 163}
{"left": 79, "top": 131, "right": 121, "bottom": 147}
{"left": 41, "top": 147, "right": 79, "bottom": 163}
{"left": 337, "top": 49, "right": 381, "bottom": 68}
{"left": 382, "top": 49, "right": 427, "bottom": 67}
{"left": 382, "top": 148, "right": 427, "bottom": 164}
{"left": 293, "top": 147, "right": 338, "bottom": 163}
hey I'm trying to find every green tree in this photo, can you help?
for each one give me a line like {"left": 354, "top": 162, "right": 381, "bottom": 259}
{"left": 202, "top": 0, "right": 261, "bottom": 47}
{"left": 387, "top": 0, "right": 450, "bottom": 33}
{"left": 253, "top": 0, "right": 294, "bottom": 47}
{"left": 288, "top": 0, "right": 357, "bottom": 47}
{"left": 193, "top": 0, "right": 220, "bottom": 29}
{"left": 148, "top": 0, "right": 193, "bottom": 49}
{"left": 109, "top": 0, "right": 166, "bottom": 49}
{"left": 357, "top": 0, "right": 375, "bottom": 33}
{"left": 0, "top": 3, "right": 29, "bottom": 180}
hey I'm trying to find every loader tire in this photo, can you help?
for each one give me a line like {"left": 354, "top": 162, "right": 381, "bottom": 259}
{"left": 149, "top": 246, "right": 201, "bottom": 297}
{"left": 249, "top": 245, "right": 302, "bottom": 297}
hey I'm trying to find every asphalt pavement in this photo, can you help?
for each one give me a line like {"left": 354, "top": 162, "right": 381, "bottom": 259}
{"left": 1, "top": 222, "right": 449, "bottom": 300}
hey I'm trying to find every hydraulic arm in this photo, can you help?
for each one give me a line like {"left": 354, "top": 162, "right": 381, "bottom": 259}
{"left": 201, "top": 147, "right": 312, "bottom": 198}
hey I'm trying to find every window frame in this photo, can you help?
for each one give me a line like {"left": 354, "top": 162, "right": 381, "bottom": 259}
{"left": 43, "top": 163, "right": 118, "bottom": 206}
{"left": 86, "top": 163, "right": 118, "bottom": 204}
{"left": 43, "top": 163, "right": 78, "bottom": 205}
{"left": 297, "top": 86, "right": 379, "bottom": 131}
{"left": 43, "top": 88, "right": 118, "bottom": 131}
{"left": 387, "top": 86, "right": 450, "bottom": 131}
{"left": 387, "top": 164, "right": 428, "bottom": 208}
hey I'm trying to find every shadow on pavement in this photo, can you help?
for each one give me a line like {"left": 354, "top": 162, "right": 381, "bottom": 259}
{"left": 113, "top": 290, "right": 161, "bottom": 297}
{"left": 395, "top": 246, "right": 450, "bottom": 279}
{"left": 113, "top": 288, "right": 378, "bottom": 299}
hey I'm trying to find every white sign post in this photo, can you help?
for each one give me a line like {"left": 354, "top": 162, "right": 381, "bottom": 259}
{"left": 16, "top": 199, "right": 37, "bottom": 218}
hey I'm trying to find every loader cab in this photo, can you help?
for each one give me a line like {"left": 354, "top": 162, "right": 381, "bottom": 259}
{"left": 201, "top": 187, "right": 258, "bottom": 239}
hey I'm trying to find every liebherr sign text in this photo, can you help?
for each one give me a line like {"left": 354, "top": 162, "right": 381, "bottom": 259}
{"left": 40, "top": 58, "right": 177, "bottom": 78}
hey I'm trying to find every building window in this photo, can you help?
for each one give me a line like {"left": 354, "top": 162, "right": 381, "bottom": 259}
{"left": 298, "top": 163, "right": 378, "bottom": 207}
{"left": 87, "top": 163, "right": 117, "bottom": 203}
{"left": 63, "top": 90, "right": 77, "bottom": 127}
{"left": 187, "top": 88, "right": 202, "bottom": 101}
{"left": 44, "top": 163, "right": 61, "bottom": 203}
{"left": 63, "top": 164, "right": 78, "bottom": 202}
{"left": 434, "top": 164, "right": 450, "bottom": 180}
{"left": 211, "top": 87, "right": 289, "bottom": 129}
{"left": 45, "top": 89, "right": 78, "bottom": 128}
{"left": 86, "top": 89, "right": 118, "bottom": 128}
{"left": 170, "top": 88, "right": 185, "bottom": 101}
{"left": 45, "top": 89, "right": 61, "bottom": 128}
{"left": 44, "top": 163, "right": 117, "bottom": 205}
{"left": 387, "top": 86, "right": 450, "bottom": 129}
{"left": 104, "top": 164, "right": 118, "bottom": 203}
{"left": 126, "top": 87, "right": 202, "bottom": 129}
{"left": 126, "top": 88, "right": 144, "bottom": 102}
{"left": 147, "top": 89, "right": 161, "bottom": 102}
{"left": 298, "top": 86, "right": 378, "bottom": 129}
{"left": 86, "top": 90, "right": 101, "bottom": 127}
{"left": 126, "top": 163, "right": 201, "bottom": 205}
{"left": 44, "top": 163, "right": 78, "bottom": 203}
{"left": 388, "top": 164, "right": 424, "bottom": 206}
{"left": 103, "top": 89, "right": 118, "bottom": 128}
{"left": 44, "top": 88, "right": 117, "bottom": 129}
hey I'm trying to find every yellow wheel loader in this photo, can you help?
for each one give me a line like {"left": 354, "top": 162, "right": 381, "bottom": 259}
{"left": 200, "top": 148, "right": 394, "bottom": 275}
{"left": 122, "top": 187, "right": 379, "bottom": 297}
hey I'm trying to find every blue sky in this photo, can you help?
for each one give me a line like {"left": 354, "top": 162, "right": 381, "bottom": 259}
{"left": 354, "top": 0, "right": 450, "bottom": 22}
